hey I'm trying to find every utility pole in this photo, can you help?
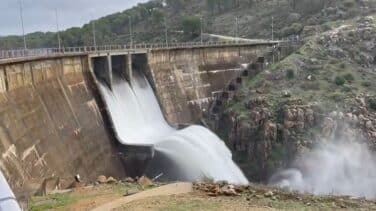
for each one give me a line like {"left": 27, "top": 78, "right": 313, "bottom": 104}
{"left": 164, "top": 17, "right": 168, "bottom": 46}
{"left": 18, "top": 0, "right": 27, "bottom": 50}
{"left": 129, "top": 17, "right": 133, "bottom": 48}
{"left": 92, "top": 20, "right": 97, "bottom": 50}
{"left": 55, "top": 9, "right": 61, "bottom": 51}
{"left": 235, "top": 17, "right": 239, "bottom": 43}
{"left": 200, "top": 17, "right": 203, "bottom": 44}
{"left": 271, "top": 16, "right": 274, "bottom": 41}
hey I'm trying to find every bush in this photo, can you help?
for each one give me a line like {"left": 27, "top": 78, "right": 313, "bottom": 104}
{"left": 343, "top": 0, "right": 356, "bottom": 8}
{"left": 368, "top": 98, "right": 376, "bottom": 110}
{"left": 181, "top": 16, "right": 200, "bottom": 37}
{"left": 335, "top": 76, "right": 346, "bottom": 86}
{"left": 341, "top": 85, "right": 352, "bottom": 93}
{"left": 280, "top": 23, "right": 303, "bottom": 36}
{"left": 362, "top": 81, "right": 371, "bottom": 87}
{"left": 343, "top": 73, "right": 355, "bottom": 82}
{"left": 286, "top": 69, "right": 295, "bottom": 79}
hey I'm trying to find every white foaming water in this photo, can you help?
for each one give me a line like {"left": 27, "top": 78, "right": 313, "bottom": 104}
{"left": 99, "top": 74, "right": 248, "bottom": 184}
{"left": 269, "top": 141, "right": 376, "bottom": 199}
{"left": 0, "top": 171, "right": 21, "bottom": 211}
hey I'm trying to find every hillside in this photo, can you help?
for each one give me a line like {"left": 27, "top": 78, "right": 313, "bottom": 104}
{"left": 1, "top": 0, "right": 375, "bottom": 49}
{"left": 212, "top": 13, "right": 376, "bottom": 185}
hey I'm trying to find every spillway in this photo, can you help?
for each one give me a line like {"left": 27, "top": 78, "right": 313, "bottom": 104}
{"left": 99, "top": 71, "right": 248, "bottom": 184}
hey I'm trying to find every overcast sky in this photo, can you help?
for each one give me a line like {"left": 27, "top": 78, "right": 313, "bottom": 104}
{"left": 0, "top": 0, "right": 147, "bottom": 36}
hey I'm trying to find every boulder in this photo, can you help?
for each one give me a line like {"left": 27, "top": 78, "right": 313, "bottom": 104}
{"left": 107, "top": 176, "right": 117, "bottom": 184}
{"left": 124, "top": 177, "right": 135, "bottom": 183}
{"left": 138, "top": 176, "right": 153, "bottom": 187}
{"left": 97, "top": 175, "right": 107, "bottom": 184}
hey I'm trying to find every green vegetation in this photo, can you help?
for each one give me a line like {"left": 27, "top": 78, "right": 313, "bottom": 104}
{"left": 182, "top": 16, "right": 201, "bottom": 38}
{"left": 343, "top": 73, "right": 355, "bottom": 82}
{"left": 2, "top": 0, "right": 373, "bottom": 49}
{"left": 286, "top": 69, "right": 295, "bottom": 80}
{"left": 335, "top": 76, "right": 346, "bottom": 86}
{"left": 368, "top": 98, "right": 376, "bottom": 111}
{"left": 29, "top": 183, "right": 142, "bottom": 211}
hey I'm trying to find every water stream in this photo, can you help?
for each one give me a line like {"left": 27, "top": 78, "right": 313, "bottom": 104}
{"left": 99, "top": 72, "right": 248, "bottom": 184}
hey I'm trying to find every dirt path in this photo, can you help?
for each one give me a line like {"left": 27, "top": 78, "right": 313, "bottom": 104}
{"left": 91, "top": 182, "right": 193, "bottom": 211}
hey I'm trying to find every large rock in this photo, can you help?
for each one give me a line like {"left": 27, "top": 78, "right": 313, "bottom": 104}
{"left": 97, "top": 175, "right": 107, "bottom": 184}
{"left": 138, "top": 176, "right": 153, "bottom": 188}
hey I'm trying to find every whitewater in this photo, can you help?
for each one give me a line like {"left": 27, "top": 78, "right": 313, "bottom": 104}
{"left": 98, "top": 72, "right": 248, "bottom": 184}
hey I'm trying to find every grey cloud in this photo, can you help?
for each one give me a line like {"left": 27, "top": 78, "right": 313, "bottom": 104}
{"left": 0, "top": 0, "right": 147, "bottom": 35}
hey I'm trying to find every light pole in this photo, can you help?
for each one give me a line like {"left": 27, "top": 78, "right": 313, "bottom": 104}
{"left": 200, "top": 17, "right": 203, "bottom": 44}
{"left": 271, "top": 16, "right": 274, "bottom": 41}
{"left": 129, "top": 17, "right": 133, "bottom": 48}
{"left": 164, "top": 17, "right": 168, "bottom": 46}
{"left": 92, "top": 20, "right": 97, "bottom": 50}
{"left": 18, "top": 0, "right": 27, "bottom": 50}
{"left": 55, "top": 9, "right": 61, "bottom": 51}
{"left": 235, "top": 17, "right": 239, "bottom": 43}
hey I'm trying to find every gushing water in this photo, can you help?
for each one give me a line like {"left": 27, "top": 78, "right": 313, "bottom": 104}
{"left": 0, "top": 171, "right": 21, "bottom": 211}
{"left": 269, "top": 141, "right": 376, "bottom": 199}
{"left": 99, "top": 73, "right": 248, "bottom": 184}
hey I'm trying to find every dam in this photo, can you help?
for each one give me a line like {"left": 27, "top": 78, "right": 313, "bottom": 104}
{"left": 0, "top": 41, "right": 278, "bottom": 204}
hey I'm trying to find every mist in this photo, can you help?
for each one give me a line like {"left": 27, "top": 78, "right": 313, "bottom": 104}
{"left": 269, "top": 141, "right": 376, "bottom": 199}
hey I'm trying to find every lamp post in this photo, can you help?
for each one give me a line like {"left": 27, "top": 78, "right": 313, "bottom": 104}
{"left": 235, "top": 17, "right": 239, "bottom": 43}
{"left": 271, "top": 16, "right": 274, "bottom": 41}
{"left": 55, "top": 9, "right": 62, "bottom": 51}
{"left": 129, "top": 17, "right": 133, "bottom": 48}
{"left": 200, "top": 17, "right": 203, "bottom": 44}
{"left": 18, "top": 0, "right": 27, "bottom": 50}
{"left": 164, "top": 17, "right": 168, "bottom": 46}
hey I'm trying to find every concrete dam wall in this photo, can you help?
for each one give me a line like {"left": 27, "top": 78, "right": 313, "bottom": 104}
{"left": 0, "top": 43, "right": 272, "bottom": 199}
{"left": 0, "top": 56, "right": 125, "bottom": 198}
{"left": 148, "top": 45, "right": 268, "bottom": 124}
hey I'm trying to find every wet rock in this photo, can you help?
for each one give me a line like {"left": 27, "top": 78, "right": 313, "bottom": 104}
{"left": 366, "top": 121, "right": 373, "bottom": 129}
{"left": 322, "top": 117, "right": 336, "bottom": 137}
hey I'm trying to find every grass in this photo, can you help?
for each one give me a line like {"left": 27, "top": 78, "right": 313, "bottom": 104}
{"left": 29, "top": 183, "right": 143, "bottom": 211}
{"left": 160, "top": 199, "right": 221, "bottom": 211}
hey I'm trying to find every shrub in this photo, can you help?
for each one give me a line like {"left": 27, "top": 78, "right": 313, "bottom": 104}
{"left": 341, "top": 86, "right": 352, "bottom": 93}
{"left": 339, "top": 62, "right": 346, "bottom": 69}
{"left": 343, "top": 73, "right": 355, "bottom": 82}
{"left": 343, "top": 0, "right": 356, "bottom": 8}
{"left": 286, "top": 69, "right": 295, "bottom": 79}
{"left": 362, "top": 81, "right": 371, "bottom": 87}
{"left": 181, "top": 16, "right": 200, "bottom": 37}
{"left": 321, "top": 23, "right": 332, "bottom": 31}
{"left": 368, "top": 98, "right": 376, "bottom": 110}
{"left": 280, "top": 23, "right": 303, "bottom": 36}
{"left": 335, "top": 76, "right": 346, "bottom": 86}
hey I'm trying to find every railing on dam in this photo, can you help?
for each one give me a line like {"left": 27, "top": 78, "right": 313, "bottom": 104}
{"left": 0, "top": 40, "right": 279, "bottom": 60}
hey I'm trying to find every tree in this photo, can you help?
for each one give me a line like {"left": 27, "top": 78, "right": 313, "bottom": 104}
{"left": 182, "top": 16, "right": 201, "bottom": 38}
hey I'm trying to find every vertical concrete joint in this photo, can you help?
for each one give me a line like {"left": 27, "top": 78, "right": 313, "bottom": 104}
{"left": 127, "top": 52, "right": 133, "bottom": 85}
{"left": 107, "top": 54, "right": 113, "bottom": 89}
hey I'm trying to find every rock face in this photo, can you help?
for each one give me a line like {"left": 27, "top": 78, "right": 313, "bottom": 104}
{"left": 216, "top": 93, "right": 376, "bottom": 181}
